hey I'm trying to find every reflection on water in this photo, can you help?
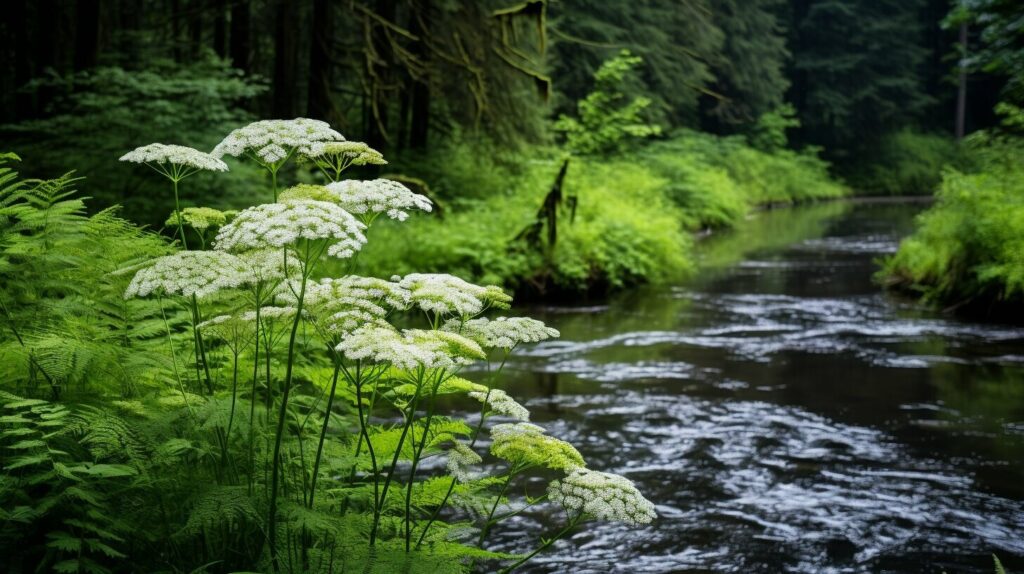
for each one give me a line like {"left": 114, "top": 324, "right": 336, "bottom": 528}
{"left": 480, "top": 200, "right": 1024, "bottom": 573}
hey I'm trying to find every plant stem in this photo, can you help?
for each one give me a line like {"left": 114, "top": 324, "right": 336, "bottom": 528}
{"left": 404, "top": 369, "right": 449, "bottom": 551}
{"left": 172, "top": 177, "right": 189, "bottom": 250}
{"left": 307, "top": 354, "right": 343, "bottom": 509}
{"left": 247, "top": 303, "right": 262, "bottom": 496}
{"left": 479, "top": 467, "right": 517, "bottom": 546}
{"left": 499, "top": 514, "right": 582, "bottom": 574}
{"left": 369, "top": 369, "right": 425, "bottom": 546}
{"left": 267, "top": 249, "right": 311, "bottom": 572}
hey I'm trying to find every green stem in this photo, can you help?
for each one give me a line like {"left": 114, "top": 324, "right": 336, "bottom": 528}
{"left": 222, "top": 349, "right": 240, "bottom": 469}
{"left": 499, "top": 514, "right": 582, "bottom": 574}
{"left": 307, "top": 355, "right": 343, "bottom": 509}
{"left": 271, "top": 168, "right": 278, "bottom": 202}
{"left": 172, "top": 177, "right": 188, "bottom": 250}
{"left": 247, "top": 303, "right": 262, "bottom": 496}
{"left": 479, "top": 467, "right": 517, "bottom": 546}
{"left": 404, "top": 369, "right": 449, "bottom": 551}
{"left": 369, "top": 369, "right": 425, "bottom": 546}
{"left": 190, "top": 295, "right": 214, "bottom": 394}
{"left": 267, "top": 251, "right": 311, "bottom": 572}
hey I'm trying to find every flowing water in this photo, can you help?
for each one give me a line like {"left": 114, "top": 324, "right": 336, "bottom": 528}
{"left": 483, "top": 200, "right": 1024, "bottom": 573}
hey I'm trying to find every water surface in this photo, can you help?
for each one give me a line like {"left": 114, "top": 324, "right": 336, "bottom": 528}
{"left": 489, "top": 200, "right": 1024, "bottom": 573}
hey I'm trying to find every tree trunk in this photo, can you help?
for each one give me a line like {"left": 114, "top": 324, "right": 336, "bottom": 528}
{"left": 187, "top": 0, "right": 203, "bottom": 61}
{"left": 272, "top": 0, "right": 299, "bottom": 117}
{"left": 955, "top": 21, "right": 968, "bottom": 141}
{"left": 74, "top": 0, "right": 101, "bottom": 71}
{"left": 171, "top": 0, "right": 182, "bottom": 61}
{"left": 409, "top": 0, "right": 431, "bottom": 149}
{"left": 307, "top": 0, "right": 334, "bottom": 122}
{"left": 229, "top": 0, "right": 251, "bottom": 72}
{"left": 365, "top": 0, "right": 396, "bottom": 148}
{"left": 213, "top": 0, "right": 227, "bottom": 58}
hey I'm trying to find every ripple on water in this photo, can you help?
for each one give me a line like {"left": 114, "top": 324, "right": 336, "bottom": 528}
{"left": 495, "top": 391, "right": 1024, "bottom": 573}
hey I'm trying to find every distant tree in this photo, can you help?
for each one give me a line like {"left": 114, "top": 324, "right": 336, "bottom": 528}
{"left": 789, "top": 0, "right": 932, "bottom": 154}
{"left": 706, "top": 0, "right": 791, "bottom": 127}
{"left": 947, "top": 0, "right": 1024, "bottom": 108}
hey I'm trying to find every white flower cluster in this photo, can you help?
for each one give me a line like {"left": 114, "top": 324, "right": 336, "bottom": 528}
{"left": 307, "top": 141, "right": 387, "bottom": 166}
{"left": 124, "top": 251, "right": 251, "bottom": 299}
{"left": 547, "top": 469, "right": 657, "bottom": 526}
{"left": 325, "top": 179, "right": 432, "bottom": 222}
{"left": 335, "top": 326, "right": 485, "bottom": 370}
{"left": 213, "top": 201, "right": 366, "bottom": 259}
{"left": 398, "top": 274, "right": 512, "bottom": 317}
{"left": 446, "top": 442, "right": 482, "bottom": 483}
{"left": 288, "top": 276, "right": 410, "bottom": 334}
{"left": 166, "top": 207, "right": 229, "bottom": 232}
{"left": 468, "top": 389, "right": 530, "bottom": 421}
{"left": 196, "top": 314, "right": 251, "bottom": 347}
{"left": 211, "top": 118, "right": 344, "bottom": 164}
{"left": 240, "top": 306, "right": 298, "bottom": 324}
{"left": 237, "top": 249, "right": 291, "bottom": 285}
{"left": 444, "top": 317, "right": 559, "bottom": 350}
{"left": 120, "top": 143, "right": 228, "bottom": 172}
{"left": 489, "top": 422, "right": 585, "bottom": 472}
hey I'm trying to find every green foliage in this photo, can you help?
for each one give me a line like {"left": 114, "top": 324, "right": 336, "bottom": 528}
{"left": 2, "top": 56, "right": 265, "bottom": 224}
{"left": 554, "top": 50, "right": 662, "bottom": 156}
{"left": 881, "top": 137, "right": 1024, "bottom": 305}
{"left": 708, "top": 0, "right": 791, "bottom": 126}
{"left": 548, "top": 0, "right": 723, "bottom": 127}
{"left": 849, "top": 130, "right": 962, "bottom": 195}
{"left": 791, "top": 0, "right": 932, "bottom": 152}
{"left": 947, "top": 0, "right": 1024, "bottom": 107}
{"left": 748, "top": 104, "right": 801, "bottom": 152}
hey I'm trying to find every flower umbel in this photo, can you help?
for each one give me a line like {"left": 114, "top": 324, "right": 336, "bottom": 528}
{"left": 446, "top": 442, "right": 482, "bottom": 483}
{"left": 548, "top": 469, "right": 657, "bottom": 526}
{"left": 166, "top": 207, "right": 230, "bottom": 233}
{"left": 213, "top": 201, "right": 367, "bottom": 259}
{"left": 398, "top": 274, "right": 512, "bottom": 318}
{"left": 124, "top": 251, "right": 251, "bottom": 300}
{"left": 489, "top": 422, "right": 585, "bottom": 472}
{"left": 120, "top": 143, "right": 228, "bottom": 174}
{"left": 211, "top": 118, "right": 344, "bottom": 164}
{"left": 468, "top": 389, "right": 530, "bottom": 421}
{"left": 325, "top": 179, "right": 432, "bottom": 223}
{"left": 444, "top": 317, "right": 559, "bottom": 350}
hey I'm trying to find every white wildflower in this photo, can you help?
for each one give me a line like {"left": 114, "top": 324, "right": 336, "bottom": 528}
{"left": 468, "top": 389, "right": 530, "bottom": 421}
{"left": 237, "top": 248, "right": 292, "bottom": 285}
{"left": 213, "top": 201, "right": 366, "bottom": 259}
{"left": 306, "top": 141, "right": 387, "bottom": 166}
{"left": 197, "top": 314, "right": 252, "bottom": 351}
{"left": 166, "top": 207, "right": 229, "bottom": 232}
{"left": 489, "top": 422, "right": 585, "bottom": 472}
{"left": 283, "top": 276, "right": 409, "bottom": 335}
{"left": 446, "top": 442, "right": 482, "bottom": 483}
{"left": 548, "top": 469, "right": 656, "bottom": 526}
{"left": 335, "top": 326, "right": 484, "bottom": 370}
{"left": 212, "top": 118, "right": 343, "bottom": 164}
{"left": 120, "top": 143, "right": 228, "bottom": 172}
{"left": 325, "top": 179, "right": 432, "bottom": 223}
{"left": 240, "top": 306, "right": 299, "bottom": 323}
{"left": 398, "top": 274, "right": 511, "bottom": 317}
{"left": 278, "top": 184, "right": 335, "bottom": 203}
{"left": 124, "top": 251, "right": 250, "bottom": 300}
{"left": 444, "top": 317, "right": 559, "bottom": 350}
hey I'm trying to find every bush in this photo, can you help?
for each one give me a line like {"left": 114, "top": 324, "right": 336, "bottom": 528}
{"left": 880, "top": 137, "right": 1024, "bottom": 306}
{"left": 1, "top": 55, "right": 266, "bottom": 224}
{"left": 849, "top": 130, "right": 962, "bottom": 195}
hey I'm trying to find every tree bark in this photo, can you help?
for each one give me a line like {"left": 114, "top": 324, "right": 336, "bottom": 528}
{"left": 955, "top": 21, "right": 968, "bottom": 141}
{"left": 272, "top": 0, "right": 299, "bottom": 117}
{"left": 307, "top": 0, "right": 334, "bottom": 122}
{"left": 74, "top": 0, "right": 101, "bottom": 71}
{"left": 213, "top": 0, "right": 227, "bottom": 58}
{"left": 229, "top": 0, "right": 250, "bottom": 72}
{"left": 409, "top": 0, "right": 431, "bottom": 149}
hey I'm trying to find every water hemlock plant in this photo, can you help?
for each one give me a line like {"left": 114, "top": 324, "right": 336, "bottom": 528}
{"left": 0, "top": 119, "right": 654, "bottom": 573}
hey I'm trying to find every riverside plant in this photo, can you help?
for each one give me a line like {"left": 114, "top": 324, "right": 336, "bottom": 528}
{"left": 114, "top": 118, "right": 656, "bottom": 572}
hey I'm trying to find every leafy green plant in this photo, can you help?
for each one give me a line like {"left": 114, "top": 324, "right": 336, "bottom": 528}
{"left": 554, "top": 50, "right": 662, "bottom": 156}
{"left": 0, "top": 117, "right": 658, "bottom": 572}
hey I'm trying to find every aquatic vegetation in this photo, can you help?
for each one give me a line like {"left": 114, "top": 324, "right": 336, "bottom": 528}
{"left": 0, "top": 124, "right": 655, "bottom": 571}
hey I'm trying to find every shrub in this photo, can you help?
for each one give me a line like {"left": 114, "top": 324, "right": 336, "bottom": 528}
{"left": 849, "top": 130, "right": 961, "bottom": 195}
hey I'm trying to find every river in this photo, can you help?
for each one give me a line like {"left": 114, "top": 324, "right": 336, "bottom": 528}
{"left": 486, "top": 199, "right": 1024, "bottom": 573}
